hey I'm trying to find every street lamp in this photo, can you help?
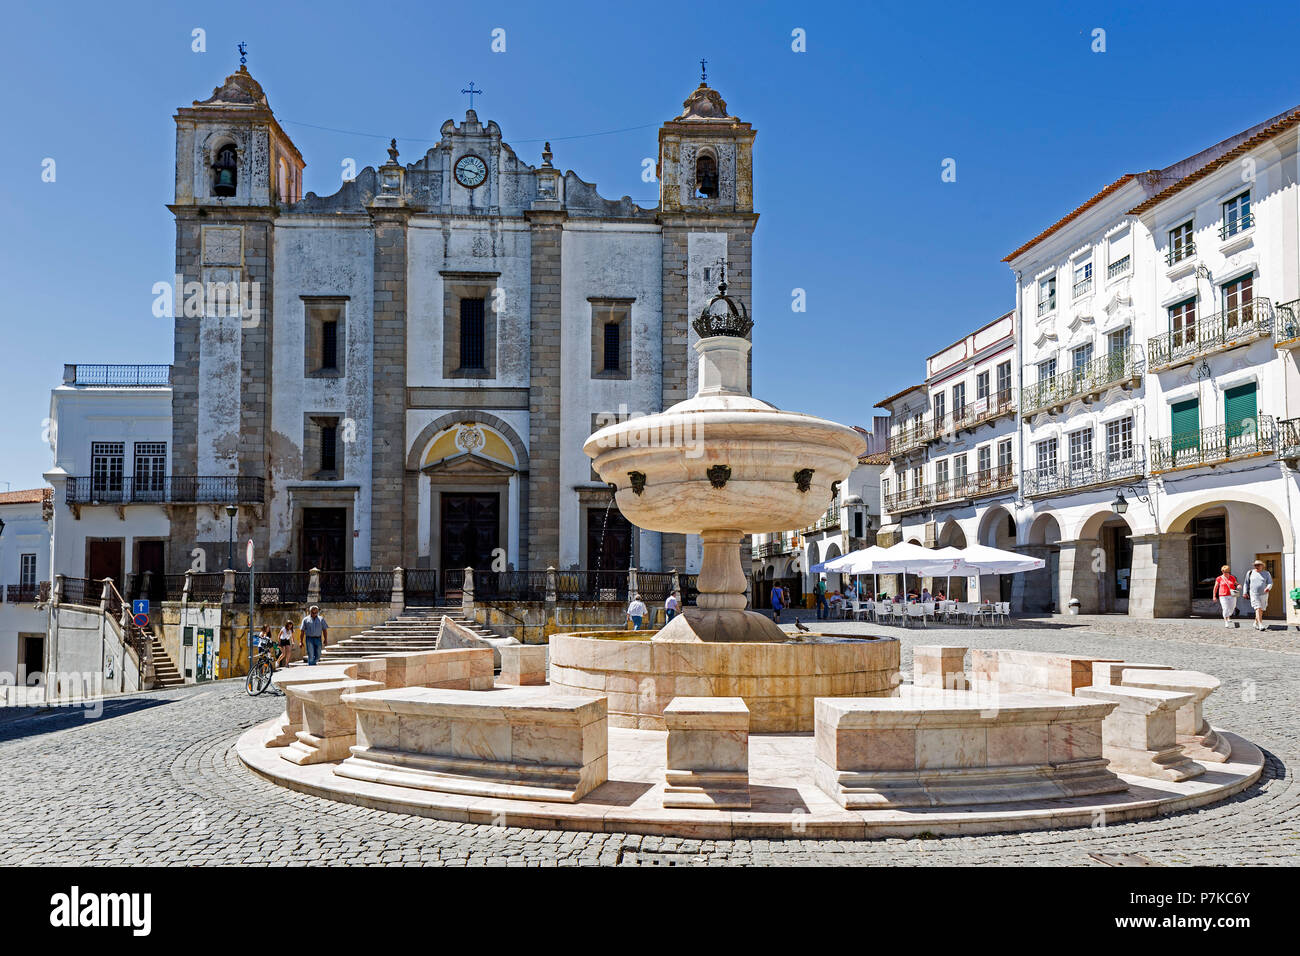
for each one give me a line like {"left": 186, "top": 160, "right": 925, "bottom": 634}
{"left": 1111, "top": 485, "right": 1155, "bottom": 518}
{"left": 225, "top": 504, "right": 238, "bottom": 570}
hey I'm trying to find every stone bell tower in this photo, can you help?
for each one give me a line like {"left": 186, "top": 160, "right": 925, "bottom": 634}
{"left": 167, "top": 62, "right": 304, "bottom": 573}
{"left": 657, "top": 74, "right": 758, "bottom": 573}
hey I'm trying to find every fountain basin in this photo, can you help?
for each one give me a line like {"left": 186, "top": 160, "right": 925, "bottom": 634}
{"left": 548, "top": 630, "right": 900, "bottom": 732}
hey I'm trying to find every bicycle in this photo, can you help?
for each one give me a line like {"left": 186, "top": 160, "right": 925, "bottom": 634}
{"left": 245, "top": 634, "right": 279, "bottom": 696}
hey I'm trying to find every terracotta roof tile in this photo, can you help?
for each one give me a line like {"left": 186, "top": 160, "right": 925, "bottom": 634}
{"left": 0, "top": 487, "right": 52, "bottom": 505}
{"left": 1002, "top": 174, "right": 1137, "bottom": 263}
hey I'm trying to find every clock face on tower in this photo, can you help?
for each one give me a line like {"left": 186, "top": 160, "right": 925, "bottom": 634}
{"left": 455, "top": 154, "right": 487, "bottom": 189}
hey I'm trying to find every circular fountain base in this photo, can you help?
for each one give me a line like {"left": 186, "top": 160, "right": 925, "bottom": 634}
{"left": 653, "top": 607, "right": 789, "bottom": 643}
{"left": 548, "top": 630, "right": 900, "bottom": 732}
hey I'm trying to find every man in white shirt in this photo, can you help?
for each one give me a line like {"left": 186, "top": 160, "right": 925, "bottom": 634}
{"left": 1245, "top": 559, "right": 1273, "bottom": 631}
{"left": 664, "top": 591, "right": 680, "bottom": 622}
{"left": 627, "top": 593, "right": 648, "bottom": 630}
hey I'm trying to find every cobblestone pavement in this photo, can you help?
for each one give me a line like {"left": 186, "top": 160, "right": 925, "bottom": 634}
{"left": 0, "top": 616, "right": 1295, "bottom": 866}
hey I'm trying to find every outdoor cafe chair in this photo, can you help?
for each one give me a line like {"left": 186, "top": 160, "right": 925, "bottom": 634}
{"left": 906, "top": 603, "right": 929, "bottom": 627}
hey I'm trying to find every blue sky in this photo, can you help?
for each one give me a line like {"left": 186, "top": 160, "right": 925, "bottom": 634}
{"left": 2, "top": 0, "right": 1298, "bottom": 489}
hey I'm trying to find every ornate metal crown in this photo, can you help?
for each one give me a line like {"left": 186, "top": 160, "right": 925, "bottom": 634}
{"left": 691, "top": 276, "right": 753, "bottom": 339}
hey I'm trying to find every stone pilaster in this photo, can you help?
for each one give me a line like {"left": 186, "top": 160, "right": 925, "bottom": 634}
{"left": 368, "top": 206, "right": 411, "bottom": 570}
{"left": 1057, "top": 538, "right": 1101, "bottom": 614}
{"left": 526, "top": 210, "right": 565, "bottom": 570}
{"left": 1128, "top": 533, "right": 1193, "bottom": 619}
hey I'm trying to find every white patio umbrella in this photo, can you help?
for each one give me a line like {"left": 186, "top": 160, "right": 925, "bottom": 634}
{"left": 930, "top": 544, "right": 1046, "bottom": 604}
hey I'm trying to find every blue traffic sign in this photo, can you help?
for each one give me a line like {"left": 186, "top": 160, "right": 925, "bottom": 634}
{"left": 132, "top": 599, "right": 150, "bottom": 617}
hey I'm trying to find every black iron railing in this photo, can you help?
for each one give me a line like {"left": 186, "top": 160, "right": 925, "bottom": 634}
{"left": 886, "top": 466, "right": 1016, "bottom": 515}
{"left": 1021, "top": 346, "right": 1138, "bottom": 416}
{"left": 1147, "top": 298, "right": 1272, "bottom": 370}
{"left": 5, "top": 583, "right": 40, "bottom": 603}
{"left": 188, "top": 573, "right": 225, "bottom": 602}
{"left": 64, "top": 475, "right": 266, "bottom": 505}
{"left": 1275, "top": 299, "right": 1300, "bottom": 348}
{"left": 1165, "top": 240, "right": 1196, "bottom": 266}
{"left": 1151, "top": 416, "right": 1277, "bottom": 473}
{"left": 637, "top": 572, "right": 675, "bottom": 602}
{"left": 60, "top": 576, "right": 96, "bottom": 606}
{"left": 1023, "top": 450, "right": 1147, "bottom": 497}
{"left": 681, "top": 574, "right": 700, "bottom": 607}
{"left": 556, "top": 570, "right": 628, "bottom": 602}
{"left": 65, "top": 364, "right": 171, "bottom": 387}
{"left": 403, "top": 569, "right": 439, "bottom": 603}
{"left": 320, "top": 571, "right": 392, "bottom": 603}
{"left": 1219, "top": 212, "right": 1254, "bottom": 240}
{"left": 1280, "top": 418, "right": 1300, "bottom": 460}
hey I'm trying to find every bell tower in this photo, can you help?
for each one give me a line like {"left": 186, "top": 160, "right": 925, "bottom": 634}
{"left": 167, "top": 60, "right": 304, "bottom": 574}
{"left": 656, "top": 72, "right": 758, "bottom": 573}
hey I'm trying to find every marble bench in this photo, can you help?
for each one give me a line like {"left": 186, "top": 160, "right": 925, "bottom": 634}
{"left": 499, "top": 644, "right": 548, "bottom": 686}
{"left": 1076, "top": 683, "right": 1204, "bottom": 782}
{"left": 336, "top": 685, "right": 608, "bottom": 802}
{"left": 971, "top": 648, "right": 1122, "bottom": 696}
{"left": 1118, "top": 668, "right": 1230, "bottom": 763}
{"left": 663, "top": 697, "right": 750, "bottom": 809}
{"left": 814, "top": 686, "right": 1126, "bottom": 809}
{"left": 913, "top": 645, "right": 968, "bottom": 690}
{"left": 267, "top": 660, "right": 374, "bottom": 747}
{"left": 283, "top": 678, "right": 385, "bottom": 765}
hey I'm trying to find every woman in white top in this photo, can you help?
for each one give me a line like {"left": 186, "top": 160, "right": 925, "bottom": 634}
{"left": 627, "top": 594, "right": 648, "bottom": 630}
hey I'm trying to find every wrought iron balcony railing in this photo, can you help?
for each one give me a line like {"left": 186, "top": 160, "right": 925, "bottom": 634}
{"left": 888, "top": 421, "right": 933, "bottom": 457}
{"left": 63, "top": 364, "right": 172, "bottom": 387}
{"left": 803, "top": 499, "right": 841, "bottom": 533}
{"left": 1021, "top": 346, "right": 1139, "bottom": 416}
{"left": 755, "top": 537, "right": 795, "bottom": 558}
{"left": 1022, "top": 450, "right": 1147, "bottom": 498}
{"left": 64, "top": 475, "right": 266, "bottom": 505}
{"left": 1279, "top": 418, "right": 1300, "bottom": 462}
{"left": 1166, "top": 241, "right": 1196, "bottom": 266}
{"left": 1072, "top": 276, "right": 1093, "bottom": 299}
{"left": 1037, "top": 297, "right": 1055, "bottom": 318}
{"left": 1106, "top": 256, "right": 1131, "bottom": 280}
{"left": 5, "top": 583, "right": 45, "bottom": 604}
{"left": 1275, "top": 299, "right": 1300, "bottom": 350}
{"left": 885, "top": 467, "right": 1016, "bottom": 515}
{"left": 1147, "top": 298, "right": 1272, "bottom": 371}
{"left": 1219, "top": 212, "right": 1254, "bottom": 240}
{"left": 1151, "top": 416, "right": 1277, "bottom": 473}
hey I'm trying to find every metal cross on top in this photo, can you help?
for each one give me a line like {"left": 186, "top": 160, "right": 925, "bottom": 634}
{"left": 462, "top": 81, "right": 483, "bottom": 109}
{"left": 238, "top": 42, "right": 247, "bottom": 66}
{"left": 699, "top": 58, "right": 707, "bottom": 83}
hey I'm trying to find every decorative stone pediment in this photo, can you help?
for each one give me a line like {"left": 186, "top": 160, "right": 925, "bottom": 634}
{"left": 194, "top": 66, "right": 269, "bottom": 109}
{"left": 680, "top": 83, "right": 730, "bottom": 120}
{"left": 1103, "top": 291, "right": 1132, "bottom": 316}
{"left": 421, "top": 451, "right": 516, "bottom": 478}
{"left": 1032, "top": 328, "right": 1058, "bottom": 350}
{"left": 1066, "top": 310, "right": 1095, "bottom": 335}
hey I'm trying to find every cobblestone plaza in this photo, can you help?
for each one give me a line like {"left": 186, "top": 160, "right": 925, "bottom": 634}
{"left": 2, "top": 614, "right": 1293, "bottom": 867}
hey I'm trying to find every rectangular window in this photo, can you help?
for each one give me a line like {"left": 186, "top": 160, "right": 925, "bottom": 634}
{"left": 1107, "top": 327, "right": 1131, "bottom": 354}
{"left": 1073, "top": 260, "right": 1093, "bottom": 298}
{"left": 1221, "top": 275, "right": 1254, "bottom": 327}
{"left": 1169, "top": 298, "right": 1197, "bottom": 349}
{"left": 932, "top": 392, "right": 946, "bottom": 424}
{"left": 1221, "top": 192, "right": 1252, "bottom": 238}
{"left": 1224, "top": 383, "right": 1258, "bottom": 439}
{"left": 602, "top": 322, "right": 621, "bottom": 372}
{"left": 882, "top": 477, "right": 890, "bottom": 501}
{"left": 320, "top": 424, "right": 337, "bottom": 473}
{"left": 459, "top": 297, "right": 486, "bottom": 369}
{"left": 996, "top": 361, "right": 1012, "bottom": 401}
{"left": 912, "top": 466, "right": 923, "bottom": 493}
{"left": 976, "top": 370, "right": 990, "bottom": 402}
{"left": 133, "top": 441, "right": 167, "bottom": 499}
{"left": 91, "top": 442, "right": 125, "bottom": 497}
{"left": 1072, "top": 343, "right": 1093, "bottom": 374}
{"left": 1038, "top": 358, "right": 1057, "bottom": 383}
{"left": 1108, "top": 227, "right": 1132, "bottom": 279}
{"left": 1105, "top": 416, "right": 1135, "bottom": 463}
{"left": 1037, "top": 275, "right": 1056, "bottom": 316}
{"left": 998, "top": 438, "right": 1013, "bottom": 473}
{"left": 952, "top": 382, "right": 966, "bottom": 417}
{"left": 1068, "top": 428, "right": 1093, "bottom": 470}
{"left": 1036, "top": 438, "right": 1058, "bottom": 475}
{"left": 953, "top": 453, "right": 967, "bottom": 481}
{"left": 19, "top": 554, "right": 36, "bottom": 589}
{"left": 1168, "top": 220, "right": 1194, "bottom": 264}
{"left": 321, "top": 319, "right": 338, "bottom": 370}
{"left": 1171, "top": 399, "right": 1201, "bottom": 454}
{"left": 977, "top": 445, "right": 991, "bottom": 476}
{"left": 935, "top": 459, "right": 949, "bottom": 485}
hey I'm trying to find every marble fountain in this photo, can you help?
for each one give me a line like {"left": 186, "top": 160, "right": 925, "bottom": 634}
{"left": 238, "top": 281, "right": 1263, "bottom": 838}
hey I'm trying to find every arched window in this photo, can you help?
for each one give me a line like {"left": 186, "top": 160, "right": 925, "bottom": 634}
{"left": 213, "top": 144, "right": 238, "bottom": 197}
{"left": 695, "top": 152, "right": 718, "bottom": 198}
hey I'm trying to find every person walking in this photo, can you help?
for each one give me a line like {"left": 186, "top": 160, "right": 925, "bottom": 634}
{"left": 770, "top": 583, "right": 784, "bottom": 623}
{"left": 300, "top": 605, "right": 328, "bottom": 665}
{"left": 278, "top": 618, "right": 296, "bottom": 665}
{"left": 1244, "top": 559, "right": 1273, "bottom": 631}
{"left": 815, "top": 577, "right": 828, "bottom": 621}
{"left": 1213, "top": 565, "right": 1239, "bottom": 629}
{"left": 627, "top": 593, "right": 648, "bottom": 630}
{"left": 664, "top": 590, "right": 680, "bottom": 623}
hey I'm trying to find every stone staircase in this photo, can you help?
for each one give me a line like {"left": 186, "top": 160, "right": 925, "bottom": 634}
{"left": 149, "top": 636, "right": 185, "bottom": 688}
{"left": 320, "top": 607, "right": 500, "bottom": 660}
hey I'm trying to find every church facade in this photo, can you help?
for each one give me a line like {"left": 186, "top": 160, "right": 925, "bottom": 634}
{"left": 165, "top": 65, "right": 757, "bottom": 577}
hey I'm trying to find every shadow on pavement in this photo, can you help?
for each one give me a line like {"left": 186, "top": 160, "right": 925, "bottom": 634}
{"left": 0, "top": 695, "right": 178, "bottom": 744}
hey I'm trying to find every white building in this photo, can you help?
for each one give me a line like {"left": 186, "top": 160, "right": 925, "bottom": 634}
{"left": 751, "top": 422, "right": 889, "bottom": 607}
{"left": 1004, "top": 103, "right": 1300, "bottom": 622}
{"left": 876, "top": 313, "right": 1023, "bottom": 602}
{"left": 43, "top": 364, "right": 174, "bottom": 603}
{"left": 0, "top": 488, "right": 51, "bottom": 688}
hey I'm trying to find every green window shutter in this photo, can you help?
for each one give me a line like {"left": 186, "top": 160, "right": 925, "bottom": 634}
{"left": 1224, "top": 384, "right": 1257, "bottom": 438}
{"left": 1171, "top": 399, "right": 1200, "bottom": 451}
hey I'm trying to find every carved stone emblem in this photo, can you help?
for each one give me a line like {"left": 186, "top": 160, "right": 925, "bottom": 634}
{"left": 628, "top": 471, "right": 647, "bottom": 496}
{"left": 707, "top": 465, "right": 732, "bottom": 489}
{"left": 793, "top": 468, "right": 815, "bottom": 493}
{"left": 454, "top": 423, "right": 485, "bottom": 454}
